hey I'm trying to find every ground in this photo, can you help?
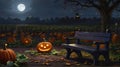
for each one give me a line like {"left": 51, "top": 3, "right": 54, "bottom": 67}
{"left": 11, "top": 47, "right": 90, "bottom": 67}
{"left": 6, "top": 47, "right": 120, "bottom": 67}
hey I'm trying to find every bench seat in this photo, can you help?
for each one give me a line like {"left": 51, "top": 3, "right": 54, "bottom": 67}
{"left": 62, "top": 43, "right": 106, "bottom": 53}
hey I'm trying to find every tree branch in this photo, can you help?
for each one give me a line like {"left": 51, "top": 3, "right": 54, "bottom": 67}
{"left": 87, "top": 0, "right": 101, "bottom": 9}
{"left": 65, "top": 0, "right": 93, "bottom": 7}
{"left": 109, "top": 0, "right": 120, "bottom": 11}
{"left": 106, "top": 0, "right": 113, "bottom": 6}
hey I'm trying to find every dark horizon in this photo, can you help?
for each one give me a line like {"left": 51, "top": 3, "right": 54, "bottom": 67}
{"left": 0, "top": 16, "right": 119, "bottom": 25}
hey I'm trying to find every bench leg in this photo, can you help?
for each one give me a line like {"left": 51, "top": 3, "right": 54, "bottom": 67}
{"left": 74, "top": 50, "right": 82, "bottom": 59}
{"left": 66, "top": 48, "right": 72, "bottom": 59}
{"left": 93, "top": 53, "right": 99, "bottom": 65}
{"left": 103, "top": 52, "right": 110, "bottom": 65}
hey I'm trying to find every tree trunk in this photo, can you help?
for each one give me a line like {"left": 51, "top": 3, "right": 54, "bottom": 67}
{"left": 99, "top": 10, "right": 112, "bottom": 32}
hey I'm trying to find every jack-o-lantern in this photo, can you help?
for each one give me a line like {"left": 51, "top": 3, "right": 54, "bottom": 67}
{"left": 0, "top": 44, "right": 16, "bottom": 64}
{"left": 37, "top": 38, "right": 52, "bottom": 52}
{"left": 21, "top": 37, "right": 32, "bottom": 45}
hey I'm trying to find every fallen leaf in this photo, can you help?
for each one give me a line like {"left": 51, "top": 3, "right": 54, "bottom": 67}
{"left": 64, "top": 60, "right": 70, "bottom": 62}
{"left": 60, "top": 57, "right": 65, "bottom": 61}
{"left": 42, "top": 62, "right": 50, "bottom": 65}
{"left": 65, "top": 62, "right": 71, "bottom": 66}
{"left": 73, "top": 62, "right": 78, "bottom": 64}
{"left": 45, "top": 63, "right": 50, "bottom": 65}
{"left": 34, "top": 60, "right": 39, "bottom": 63}
{"left": 76, "top": 63, "right": 81, "bottom": 66}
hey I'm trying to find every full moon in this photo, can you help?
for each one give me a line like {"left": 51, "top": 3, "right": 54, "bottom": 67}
{"left": 17, "top": 4, "right": 26, "bottom": 12}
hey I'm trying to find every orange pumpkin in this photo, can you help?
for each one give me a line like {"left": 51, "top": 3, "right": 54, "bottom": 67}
{"left": 37, "top": 42, "right": 52, "bottom": 52}
{"left": 13, "top": 33, "right": 17, "bottom": 37}
{"left": 83, "top": 40, "right": 92, "bottom": 43}
{"left": 0, "top": 44, "right": 16, "bottom": 64}
{"left": 56, "top": 33, "right": 62, "bottom": 39}
{"left": 112, "top": 33, "right": 120, "bottom": 43}
{"left": 92, "top": 44, "right": 105, "bottom": 49}
{"left": 61, "top": 35, "right": 66, "bottom": 42}
{"left": 0, "top": 33, "right": 6, "bottom": 38}
{"left": 21, "top": 35, "right": 32, "bottom": 45}
{"left": 21, "top": 37, "right": 32, "bottom": 45}
{"left": 40, "top": 33, "right": 46, "bottom": 39}
{"left": 48, "top": 37, "right": 55, "bottom": 43}
{"left": 7, "top": 36, "right": 16, "bottom": 43}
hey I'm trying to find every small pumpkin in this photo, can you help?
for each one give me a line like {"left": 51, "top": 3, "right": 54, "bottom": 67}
{"left": 0, "top": 33, "right": 6, "bottom": 38}
{"left": 112, "top": 33, "right": 120, "bottom": 43}
{"left": 40, "top": 33, "right": 46, "bottom": 39}
{"left": 37, "top": 38, "right": 52, "bottom": 52}
{"left": 0, "top": 43, "right": 16, "bottom": 64}
{"left": 7, "top": 36, "right": 16, "bottom": 43}
{"left": 21, "top": 36, "right": 32, "bottom": 45}
{"left": 48, "top": 37, "right": 55, "bottom": 43}
{"left": 92, "top": 44, "right": 105, "bottom": 49}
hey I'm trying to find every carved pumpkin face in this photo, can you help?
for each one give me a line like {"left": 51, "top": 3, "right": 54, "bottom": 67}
{"left": 37, "top": 42, "right": 52, "bottom": 52}
{"left": 21, "top": 37, "right": 32, "bottom": 45}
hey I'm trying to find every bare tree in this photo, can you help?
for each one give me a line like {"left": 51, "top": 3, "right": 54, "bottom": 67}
{"left": 63, "top": 0, "right": 120, "bottom": 32}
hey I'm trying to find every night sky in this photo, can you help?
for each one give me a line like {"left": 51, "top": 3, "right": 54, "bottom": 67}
{"left": 0, "top": 0, "right": 120, "bottom": 20}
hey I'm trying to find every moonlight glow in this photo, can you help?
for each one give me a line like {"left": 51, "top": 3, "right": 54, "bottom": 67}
{"left": 17, "top": 4, "right": 26, "bottom": 12}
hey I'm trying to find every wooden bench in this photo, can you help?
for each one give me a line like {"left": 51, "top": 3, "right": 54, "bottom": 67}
{"left": 62, "top": 31, "right": 111, "bottom": 65}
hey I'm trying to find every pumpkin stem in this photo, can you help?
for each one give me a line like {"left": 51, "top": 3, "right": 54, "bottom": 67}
{"left": 43, "top": 38, "right": 46, "bottom": 42}
{"left": 4, "top": 43, "right": 7, "bottom": 50}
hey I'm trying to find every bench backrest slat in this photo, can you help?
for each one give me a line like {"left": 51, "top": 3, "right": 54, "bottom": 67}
{"left": 74, "top": 31, "right": 111, "bottom": 42}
